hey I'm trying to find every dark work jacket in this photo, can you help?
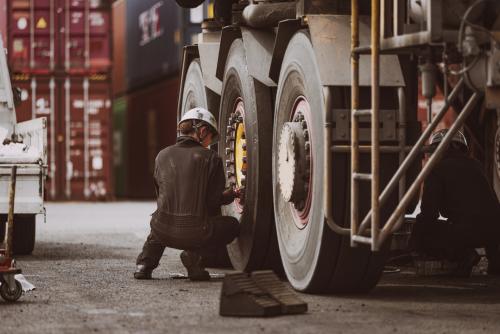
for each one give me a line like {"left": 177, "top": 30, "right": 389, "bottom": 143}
{"left": 150, "top": 136, "right": 230, "bottom": 249}
{"left": 417, "top": 149, "right": 500, "bottom": 234}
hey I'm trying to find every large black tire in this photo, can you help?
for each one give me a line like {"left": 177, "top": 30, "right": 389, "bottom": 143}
{"left": 0, "top": 214, "right": 36, "bottom": 255}
{"left": 219, "top": 38, "right": 282, "bottom": 272}
{"left": 485, "top": 110, "right": 500, "bottom": 201}
{"left": 180, "top": 59, "right": 209, "bottom": 119}
{"left": 273, "top": 31, "right": 397, "bottom": 293}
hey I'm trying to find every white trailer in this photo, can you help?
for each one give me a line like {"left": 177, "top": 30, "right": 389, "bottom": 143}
{"left": 0, "top": 35, "right": 47, "bottom": 254}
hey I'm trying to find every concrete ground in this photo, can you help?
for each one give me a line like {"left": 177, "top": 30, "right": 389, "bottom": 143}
{"left": 1, "top": 202, "right": 499, "bottom": 334}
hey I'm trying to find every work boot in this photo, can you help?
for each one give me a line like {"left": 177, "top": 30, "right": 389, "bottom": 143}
{"left": 451, "top": 249, "right": 481, "bottom": 278}
{"left": 134, "top": 264, "right": 153, "bottom": 280}
{"left": 180, "top": 251, "right": 210, "bottom": 281}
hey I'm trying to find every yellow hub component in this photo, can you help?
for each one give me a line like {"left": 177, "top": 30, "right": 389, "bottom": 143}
{"left": 234, "top": 122, "right": 247, "bottom": 187}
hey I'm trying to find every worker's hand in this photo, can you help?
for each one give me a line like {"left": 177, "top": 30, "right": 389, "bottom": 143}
{"left": 234, "top": 186, "right": 245, "bottom": 199}
{"left": 222, "top": 187, "right": 238, "bottom": 202}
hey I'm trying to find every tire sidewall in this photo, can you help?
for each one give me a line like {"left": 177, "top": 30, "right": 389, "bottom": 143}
{"left": 219, "top": 39, "right": 273, "bottom": 270}
{"left": 272, "top": 31, "right": 331, "bottom": 291}
{"left": 181, "top": 59, "right": 208, "bottom": 121}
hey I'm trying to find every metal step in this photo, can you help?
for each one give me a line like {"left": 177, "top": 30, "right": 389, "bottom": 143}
{"left": 220, "top": 271, "right": 307, "bottom": 317}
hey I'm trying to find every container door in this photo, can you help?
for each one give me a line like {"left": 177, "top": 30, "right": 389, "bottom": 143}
{"left": 63, "top": 76, "right": 111, "bottom": 200}
{"left": 63, "top": 0, "right": 110, "bottom": 73}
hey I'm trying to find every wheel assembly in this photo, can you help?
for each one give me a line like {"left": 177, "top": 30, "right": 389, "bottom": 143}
{"left": 0, "top": 215, "right": 36, "bottom": 255}
{"left": 273, "top": 31, "right": 388, "bottom": 293}
{"left": 0, "top": 277, "right": 22, "bottom": 302}
{"left": 220, "top": 38, "right": 281, "bottom": 272}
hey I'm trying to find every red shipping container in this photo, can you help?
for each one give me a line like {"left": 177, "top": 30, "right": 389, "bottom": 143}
{"left": 125, "top": 76, "right": 180, "bottom": 198}
{"left": 417, "top": 79, "right": 456, "bottom": 135}
{"left": 111, "top": 0, "right": 126, "bottom": 96}
{"left": 0, "top": 0, "right": 8, "bottom": 46}
{"left": 13, "top": 75, "right": 113, "bottom": 200}
{"left": 8, "top": 1, "right": 111, "bottom": 74}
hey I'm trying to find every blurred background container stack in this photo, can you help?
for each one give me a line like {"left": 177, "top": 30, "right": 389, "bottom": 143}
{"left": 4, "top": 0, "right": 113, "bottom": 200}
{"left": 0, "top": 0, "right": 211, "bottom": 200}
{"left": 112, "top": 0, "right": 210, "bottom": 199}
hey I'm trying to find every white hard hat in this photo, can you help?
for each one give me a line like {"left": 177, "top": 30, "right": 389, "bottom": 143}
{"left": 430, "top": 129, "right": 468, "bottom": 149}
{"left": 179, "top": 107, "right": 219, "bottom": 142}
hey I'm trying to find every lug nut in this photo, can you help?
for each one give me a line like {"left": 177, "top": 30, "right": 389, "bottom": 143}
{"left": 227, "top": 171, "right": 234, "bottom": 178}
{"left": 225, "top": 160, "right": 234, "bottom": 167}
{"left": 304, "top": 142, "right": 310, "bottom": 151}
{"left": 242, "top": 157, "right": 247, "bottom": 164}
{"left": 303, "top": 129, "right": 309, "bottom": 140}
{"left": 301, "top": 120, "right": 307, "bottom": 129}
{"left": 225, "top": 147, "right": 233, "bottom": 155}
{"left": 242, "top": 143, "right": 247, "bottom": 150}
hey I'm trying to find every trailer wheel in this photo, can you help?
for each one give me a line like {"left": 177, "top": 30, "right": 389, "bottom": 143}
{"left": 219, "top": 38, "right": 281, "bottom": 272}
{"left": 181, "top": 58, "right": 208, "bottom": 119}
{"left": 273, "top": 31, "right": 388, "bottom": 293}
{"left": 0, "top": 279, "right": 23, "bottom": 302}
{"left": 0, "top": 215, "right": 36, "bottom": 255}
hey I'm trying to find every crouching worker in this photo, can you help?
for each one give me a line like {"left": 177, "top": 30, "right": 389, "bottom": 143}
{"left": 409, "top": 129, "right": 500, "bottom": 276}
{"left": 134, "top": 107, "right": 241, "bottom": 281}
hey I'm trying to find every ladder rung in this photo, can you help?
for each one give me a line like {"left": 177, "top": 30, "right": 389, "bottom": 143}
{"left": 352, "top": 235, "right": 372, "bottom": 245}
{"left": 332, "top": 145, "right": 412, "bottom": 153}
{"left": 353, "top": 46, "right": 371, "bottom": 54}
{"left": 353, "top": 173, "right": 372, "bottom": 181}
{"left": 352, "top": 109, "right": 372, "bottom": 117}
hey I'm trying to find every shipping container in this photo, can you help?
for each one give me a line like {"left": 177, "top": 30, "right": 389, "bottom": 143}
{"left": 12, "top": 74, "right": 113, "bottom": 200}
{"left": 8, "top": 0, "right": 111, "bottom": 74}
{"left": 125, "top": 0, "right": 182, "bottom": 91}
{"left": 120, "top": 76, "right": 179, "bottom": 198}
{"left": 112, "top": 95, "right": 127, "bottom": 197}
{"left": 417, "top": 80, "right": 456, "bottom": 132}
{"left": 124, "top": 0, "right": 206, "bottom": 91}
{"left": 111, "top": 0, "right": 126, "bottom": 96}
{"left": 0, "top": 0, "right": 7, "bottom": 44}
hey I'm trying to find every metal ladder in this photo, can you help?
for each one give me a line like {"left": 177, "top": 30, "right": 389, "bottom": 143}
{"left": 348, "top": 0, "right": 482, "bottom": 251}
{"left": 349, "top": 0, "right": 382, "bottom": 251}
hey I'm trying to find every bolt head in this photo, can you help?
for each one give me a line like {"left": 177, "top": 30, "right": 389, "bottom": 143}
{"left": 301, "top": 120, "right": 307, "bottom": 129}
{"left": 303, "top": 129, "right": 309, "bottom": 139}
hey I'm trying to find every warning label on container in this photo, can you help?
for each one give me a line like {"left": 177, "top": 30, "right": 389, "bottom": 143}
{"left": 36, "top": 17, "right": 48, "bottom": 29}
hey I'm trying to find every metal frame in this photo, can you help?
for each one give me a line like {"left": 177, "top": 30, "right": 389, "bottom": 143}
{"left": 346, "top": 0, "right": 483, "bottom": 250}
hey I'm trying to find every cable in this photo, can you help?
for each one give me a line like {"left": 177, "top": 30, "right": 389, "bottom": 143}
{"left": 448, "top": 54, "right": 481, "bottom": 76}
{"left": 457, "top": 0, "right": 491, "bottom": 52}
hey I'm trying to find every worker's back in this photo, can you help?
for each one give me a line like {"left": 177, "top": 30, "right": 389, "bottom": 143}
{"left": 150, "top": 136, "right": 225, "bottom": 249}
{"left": 430, "top": 150, "right": 500, "bottom": 225}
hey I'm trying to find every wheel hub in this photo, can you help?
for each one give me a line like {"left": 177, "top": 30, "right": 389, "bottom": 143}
{"left": 278, "top": 113, "right": 311, "bottom": 211}
{"left": 224, "top": 99, "right": 247, "bottom": 212}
